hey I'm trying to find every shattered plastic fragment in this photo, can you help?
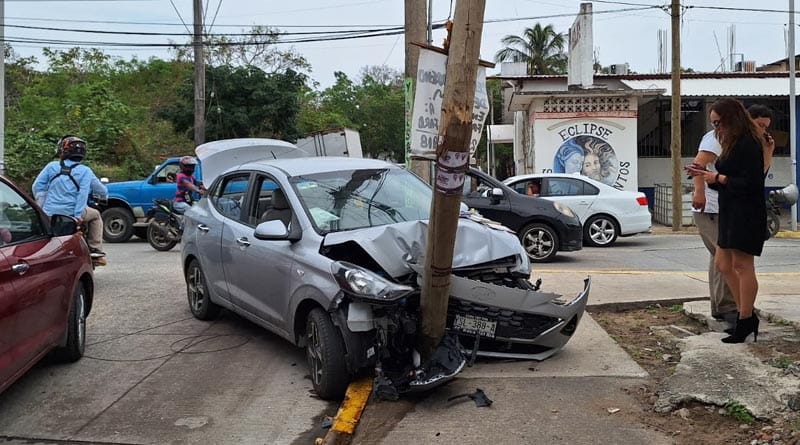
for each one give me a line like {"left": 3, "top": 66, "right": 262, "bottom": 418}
{"left": 447, "top": 388, "right": 493, "bottom": 408}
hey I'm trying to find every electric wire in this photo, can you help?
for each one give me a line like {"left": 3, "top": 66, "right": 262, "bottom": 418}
{"left": 168, "top": 0, "right": 192, "bottom": 35}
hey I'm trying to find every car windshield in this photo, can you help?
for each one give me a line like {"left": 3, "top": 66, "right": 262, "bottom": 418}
{"left": 291, "top": 168, "right": 432, "bottom": 234}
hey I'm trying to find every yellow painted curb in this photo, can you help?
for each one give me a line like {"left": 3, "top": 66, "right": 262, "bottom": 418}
{"left": 776, "top": 230, "right": 800, "bottom": 239}
{"left": 318, "top": 377, "right": 373, "bottom": 445}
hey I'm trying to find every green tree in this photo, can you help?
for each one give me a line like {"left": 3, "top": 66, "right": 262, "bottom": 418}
{"left": 170, "top": 26, "right": 310, "bottom": 74}
{"left": 298, "top": 66, "right": 405, "bottom": 161}
{"left": 162, "top": 65, "right": 306, "bottom": 141}
{"left": 494, "top": 23, "right": 567, "bottom": 75}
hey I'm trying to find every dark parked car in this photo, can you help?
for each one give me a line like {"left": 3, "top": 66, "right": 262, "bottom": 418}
{"left": 462, "top": 168, "right": 583, "bottom": 262}
{"left": 0, "top": 176, "right": 94, "bottom": 394}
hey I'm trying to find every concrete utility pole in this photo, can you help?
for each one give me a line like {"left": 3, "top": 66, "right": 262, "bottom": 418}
{"left": 193, "top": 0, "right": 206, "bottom": 146}
{"left": 419, "top": 0, "right": 486, "bottom": 358}
{"left": 790, "top": 0, "right": 798, "bottom": 231}
{"left": 405, "top": 0, "right": 430, "bottom": 182}
{"left": 670, "top": 0, "right": 682, "bottom": 231}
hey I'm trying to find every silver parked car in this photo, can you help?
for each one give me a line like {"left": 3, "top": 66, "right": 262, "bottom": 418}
{"left": 504, "top": 173, "right": 652, "bottom": 247}
{"left": 181, "top": 155, "right": 590, "bottom": 400}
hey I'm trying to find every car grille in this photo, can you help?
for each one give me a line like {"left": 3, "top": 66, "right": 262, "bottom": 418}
{"left": 446, "top": 298, "right": 561, "bottom": 340}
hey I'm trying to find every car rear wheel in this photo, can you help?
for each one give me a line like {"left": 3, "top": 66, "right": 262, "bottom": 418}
{"left": 519, "top": 223, "right": 559, "bottom": 263}
{"left": 52, "top": 283, "right": 87, "bottom": 362}
{"left": 186, "top": 260, "right": 221, "bottom": 320}
{"left": 583, "top": 214, "right": 619, "bottom": 247}
{"left": 306, "top": 308, "right": 349, "bottom": 400}
{"left": 102, "top": 207, "right": 135, "bottom": 243}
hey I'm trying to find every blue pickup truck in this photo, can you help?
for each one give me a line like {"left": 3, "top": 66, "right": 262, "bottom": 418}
{"left": 100, "top": 158, "right": 203, "bottom": 243}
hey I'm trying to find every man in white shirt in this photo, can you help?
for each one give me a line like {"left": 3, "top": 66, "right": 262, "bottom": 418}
{"left": 691, "top": 130, "right": 737, "bottom": 324}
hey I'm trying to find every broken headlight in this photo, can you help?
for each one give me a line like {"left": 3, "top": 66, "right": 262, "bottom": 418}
{"left": 332, "top": 261, "right": 414, "bottom": 303}
{"left": 553, "top": 201, "right": 576, "bottom": 218}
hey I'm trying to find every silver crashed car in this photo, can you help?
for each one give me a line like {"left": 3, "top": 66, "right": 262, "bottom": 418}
{"left": 181, "top": 156, "right": 590, "bottom": 400}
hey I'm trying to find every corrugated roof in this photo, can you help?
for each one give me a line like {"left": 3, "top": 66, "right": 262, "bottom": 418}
{"left": 620, "top": 77, "right": 800, "bottom": 97}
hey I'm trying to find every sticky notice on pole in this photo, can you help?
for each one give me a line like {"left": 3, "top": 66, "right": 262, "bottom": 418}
{"left": 434, "top": 151, "right": 469, "bottom": 194}
{"left": 410, "top": 48, "right": 489, "bottom": 160}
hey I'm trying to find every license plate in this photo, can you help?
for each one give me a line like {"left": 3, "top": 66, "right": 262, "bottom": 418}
{"left": 453, "top": 314, "right": 497, "bottom": 338}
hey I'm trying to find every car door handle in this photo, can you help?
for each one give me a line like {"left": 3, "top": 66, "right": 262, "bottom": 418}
{"left": 12, "top": 263, "right": 30, "bottom": 275}
{"left": 197, "top": 224, "right": 210, "bottom": 233}
{"left": 235, "top": 237, "right": 251, "bottom": 247}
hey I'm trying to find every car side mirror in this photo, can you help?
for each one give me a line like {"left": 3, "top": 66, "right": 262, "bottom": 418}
{"left": 491, "top": 188, "right": 504, "bottom": 199}
{"left": 50, "top": 215, "right": 79, "bottom": 236}
{"left": 254, "top": 220, "right": 299, "bottom": 241}
{"left": 100, "top": 177, "right": 109, "bottom": 184}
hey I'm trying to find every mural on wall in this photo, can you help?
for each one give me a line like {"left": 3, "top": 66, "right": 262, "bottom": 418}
{"left": 553, "top": 135, "right": 618, "bottom": 186}
{"left": 533, "top": 116, "right": 638, "bottom": 191}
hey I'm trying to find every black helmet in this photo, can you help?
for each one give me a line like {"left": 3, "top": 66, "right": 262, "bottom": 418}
{"left": 179, "top": 155, "right": 197, "bottom": 173}
{"left": 57, "top": 135, "right": 87, "bottom": 161}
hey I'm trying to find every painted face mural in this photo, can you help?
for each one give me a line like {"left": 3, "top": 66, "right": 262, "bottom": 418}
{"left": 553, "top": 135, "right": 618, "bottom": 186}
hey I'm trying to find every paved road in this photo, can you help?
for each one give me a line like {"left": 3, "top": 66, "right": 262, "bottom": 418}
{"left": 1, "top": 233, "right": 797, "bottom": 444}
{"left": 0, "top": 239, "right": 336, "bottom": 445}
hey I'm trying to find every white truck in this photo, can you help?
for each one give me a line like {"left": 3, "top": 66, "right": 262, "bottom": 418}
{"left": 296, "top": 128, "right": 363, "bottom": 158}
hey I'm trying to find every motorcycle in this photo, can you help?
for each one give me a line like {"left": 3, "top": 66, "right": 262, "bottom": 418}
{"left": 145, "top": 198, "right": 182, "bottom": 251}
{"left": 766, "top": 184, "right": 799, "bottom": 239}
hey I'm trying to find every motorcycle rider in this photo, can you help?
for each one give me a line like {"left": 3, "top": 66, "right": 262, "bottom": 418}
{"left": 32, "top": 135, "right": 108, "bottom": 264}
{"left": 173, "top": 156, "right": 205, "bottom": 215}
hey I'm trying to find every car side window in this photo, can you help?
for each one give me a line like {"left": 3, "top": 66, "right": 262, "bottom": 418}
{"left": 545, "top": 178, "right": 584, "bottom": 197}
{"left": 0, "top": 181, "right": 45, "bottom": 245}
{"left": 155, "top": 163, "right": 181, "bottom": 183}
{"left": 462, "top": 174, "right": 494, "bottom": 198}
{"left": 583, "top": 181, "right": 600, "bottom": 196}
{"left": 249, "top": 176, "right": 282, "bottom": 226}
{"left": 211, "top": 174, "right": 249, "bottom": 221}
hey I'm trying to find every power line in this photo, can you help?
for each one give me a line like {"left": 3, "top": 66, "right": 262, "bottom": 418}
{"left": 2, "top": 22, "right": 404, "bottom": 37}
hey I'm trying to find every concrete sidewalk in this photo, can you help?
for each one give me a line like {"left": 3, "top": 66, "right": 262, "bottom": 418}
{"left": 351, "top": 236, "right": 800, "bottom": 444}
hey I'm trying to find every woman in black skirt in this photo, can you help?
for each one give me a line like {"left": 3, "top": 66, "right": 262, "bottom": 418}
{"left": 687, "top": 98, "right": 767, "bottom": 343}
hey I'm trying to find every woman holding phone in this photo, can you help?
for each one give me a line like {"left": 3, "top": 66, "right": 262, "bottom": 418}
{"left": 686, "top": 98, "right": 767, "bottom": 344}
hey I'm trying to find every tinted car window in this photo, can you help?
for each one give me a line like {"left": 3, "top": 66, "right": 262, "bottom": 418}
{"left": 292, "top": 168, "right": 431, "bottom": 234}
{"left": 211, "top": 174, "right": 249, "bottom": 221}
{"left": 0, "top": 181, "right": 45, "bottom": 245}
{"left": 462, "top": 173, "right": 496, "bottom": 198}
{"left": 545, "top": 178, "right": 585, "bottom": 196}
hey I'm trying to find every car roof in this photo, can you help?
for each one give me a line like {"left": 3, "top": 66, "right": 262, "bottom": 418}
{"left": 243, "top": 156, "right": 399, "bottom": 176}
{"left": 504, "top": 172, "right": 608, "bottom": 187}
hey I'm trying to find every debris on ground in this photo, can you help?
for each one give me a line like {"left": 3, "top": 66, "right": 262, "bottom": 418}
{"left": 447, "top": 388, "right": 494, "bottom": 408}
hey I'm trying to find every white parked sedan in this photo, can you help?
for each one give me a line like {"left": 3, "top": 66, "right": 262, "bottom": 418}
{"left": 503, "top": 173, "right": 652, "bottom": 247}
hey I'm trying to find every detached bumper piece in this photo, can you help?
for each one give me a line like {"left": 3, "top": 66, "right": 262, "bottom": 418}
{"left": 374, "top": 334, "right": 466, "bottom": 401}
{"left": 447, "top": 275, "right": 591, "bottom": 360}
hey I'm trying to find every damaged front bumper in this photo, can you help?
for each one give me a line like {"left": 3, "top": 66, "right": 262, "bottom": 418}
{"left": 446, "top": 274, "right": 591, "bottom": 360}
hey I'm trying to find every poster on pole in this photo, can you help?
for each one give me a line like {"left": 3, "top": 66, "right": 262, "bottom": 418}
{"left": 410, "top": 48, "right": 489, "bottom": 160}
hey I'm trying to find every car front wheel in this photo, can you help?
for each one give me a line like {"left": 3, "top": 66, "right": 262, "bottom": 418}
{"left": 306, "top": 308, "right": 349, "bottom": 400}
{"left": 52, "top": 283, "right": 87, "bottom": 362}
{"left": 186, "top": 260, "right": 221, "bottom": 320}
{"left": 519, "top": 223, "right": 559, "bottom": 263}
{"left": 584, "top": 215, "right": 619, "bottom": 247}
{"left": 102, "top": 207, "right": 135, "bottom": 243}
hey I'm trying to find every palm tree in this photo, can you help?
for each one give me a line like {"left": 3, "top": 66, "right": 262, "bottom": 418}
{"left": 494, "top": 23, "right": 567, "bottom": 75}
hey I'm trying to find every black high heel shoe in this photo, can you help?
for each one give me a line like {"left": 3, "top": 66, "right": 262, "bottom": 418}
{"left": 721, "top": 314, "right": 759, "bottom": 343}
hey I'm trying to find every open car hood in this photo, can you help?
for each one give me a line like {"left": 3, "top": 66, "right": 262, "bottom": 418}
{"left": 195, "top": 138, "right": 308, "bottom": 186}
{"left": 322, "top": 217, "right": 530, "bottom": 278}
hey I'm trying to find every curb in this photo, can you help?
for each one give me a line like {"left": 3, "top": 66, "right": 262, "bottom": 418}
{"left": 776, "top": 230, "right": 800, "bottom": 239}
{"left": 317, "top": 377, "right": 373, "bottom": 445}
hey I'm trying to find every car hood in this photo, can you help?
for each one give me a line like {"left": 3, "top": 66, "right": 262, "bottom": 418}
{"left": 323, "top": 217, "right": 530, "bottom": 279}
{"left": 106, "top": 180, "right": 143, "bottom": 191}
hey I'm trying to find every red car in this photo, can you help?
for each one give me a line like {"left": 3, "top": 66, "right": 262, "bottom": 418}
{"left": 0, "top": 175, "right": 94, "bottom": 394}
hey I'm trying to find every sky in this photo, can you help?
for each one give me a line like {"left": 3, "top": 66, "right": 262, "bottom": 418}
{"left": 4, "top": 0, "right": 800, "bottom": 88}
